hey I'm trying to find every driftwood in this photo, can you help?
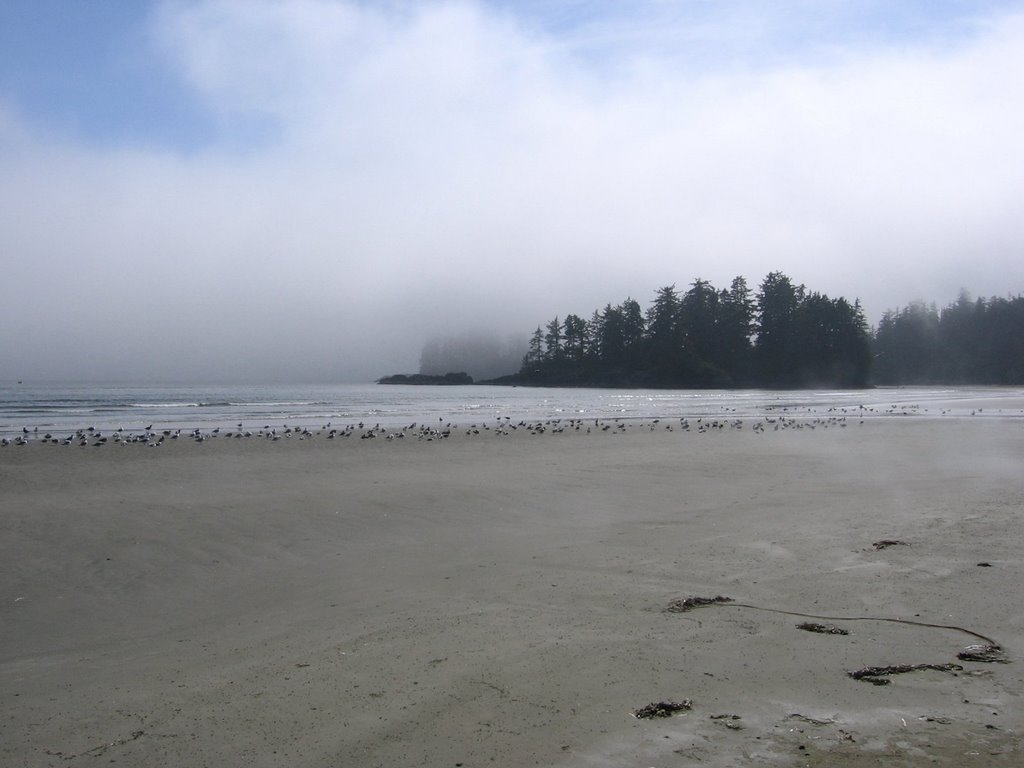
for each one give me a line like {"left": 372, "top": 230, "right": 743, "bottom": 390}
{"left": 633, "top": 700, "right": 692, "bottom": 718}
{"left": 665, "top": 595, "right": 734, "bottom": 613}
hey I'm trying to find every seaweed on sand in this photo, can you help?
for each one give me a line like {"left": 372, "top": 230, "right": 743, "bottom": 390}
{"left": 797, "top": 622, "right": 849, "bottom": 635}
{"left": 872, "top": 539, "right": 909, "bottom": 550}
{"left": 847, "top": 663, "right": 963, "bottom": 685}
{"left": 958, "top": 644, "right": 1008, "bottom": 663}
{"left": 665, "top": 595, "right": 734, "bottom": 613}
{"left": 633, "top": 700, "right": 693, "bottom": 718}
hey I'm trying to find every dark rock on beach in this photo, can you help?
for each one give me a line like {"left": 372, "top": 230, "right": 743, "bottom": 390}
{"left": 377, "top": 372, "right": 474, "bottom": 385}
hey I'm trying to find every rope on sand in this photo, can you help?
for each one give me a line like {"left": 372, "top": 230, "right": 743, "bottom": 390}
{"left": 665, "top": 595, "right": 1007, "bottom": 662}
{"left": 723, "top": 602, "right": 1001, "bottom": 648}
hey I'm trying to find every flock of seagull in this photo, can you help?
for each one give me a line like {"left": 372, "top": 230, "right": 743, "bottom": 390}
{"left": 1, "top": 411, "right": 864, "bottom": 448}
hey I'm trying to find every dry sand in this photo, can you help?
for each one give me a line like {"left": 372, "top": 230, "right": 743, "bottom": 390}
{"left": 2, "top": 416, "right": 1022, "bottom": 766}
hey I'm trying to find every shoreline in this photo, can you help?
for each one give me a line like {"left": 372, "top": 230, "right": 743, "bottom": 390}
{"left": 2, "top": 418, "right": 1022, "bottom": 765}
{"left": 3, "top": 383, "right": 1024, "bottom": 441}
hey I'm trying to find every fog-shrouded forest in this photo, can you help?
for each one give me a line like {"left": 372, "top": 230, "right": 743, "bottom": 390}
{"left": 873, "top": 291, "right": 1024, "bottom": 385}
{"left": 419, "top": 333, "right": 527, "bottom": 382}
{"left": 418, "top": 273, "right": 1024, "bottom": 388}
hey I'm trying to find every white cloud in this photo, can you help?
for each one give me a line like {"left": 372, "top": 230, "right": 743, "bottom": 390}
{"left": 2, "top": 1, "right": 1024, "bottom": 381}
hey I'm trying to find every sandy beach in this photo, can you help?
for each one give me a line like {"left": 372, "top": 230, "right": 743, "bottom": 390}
{"left": 2, "top": 415, "right": 1022, "bottom": 766}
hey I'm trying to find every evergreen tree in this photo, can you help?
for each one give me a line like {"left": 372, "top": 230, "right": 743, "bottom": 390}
{"left": 544, "top": 316, "right": 563, "bottom": 362}
{"left": 791, "top": 292, "right": 871, "bottom": 387}
{"left": 873, "top": 301, "right": 940, "bottom": 383}
{"left": 983, "top": 296, "right": 1024, "bottom": 383}
{"left": 936, "top": 290, "right": 978, "bottom": 382}
{"left": 837, "top": 298, "right": 872, "bottom": 387}
{"left": 620, "top": 298, "right": 646, "bottom": 367}
{"left": 719, "top": 276, "right": 755, "bottom": 382}
{"left": 755, "top": 271, "right": 804, "bottom": 385}
{"left": 563, "top": 314, "right": 588, "bottom": 364}
{"left": 644, "top": 285, "right": 683, "bottom": 382}
{"left": 645, "top": 285, "right": 680, "bottom": 351}
{"left": 598, "top": 303, "right": 626, "bottom": 366}
{"left": 523, "top": 326, "right": 545, "bottom": 370}
{"left": 679, "top": 279, "right": 721, "bottom": 369}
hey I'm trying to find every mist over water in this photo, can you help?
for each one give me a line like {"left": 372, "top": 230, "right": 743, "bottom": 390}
{"left": 2, "top": 382, "right": 1022, "bottom": 439}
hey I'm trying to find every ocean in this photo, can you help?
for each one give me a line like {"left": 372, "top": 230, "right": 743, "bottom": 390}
{"left": 1, "top": 382, "right": 1021, "bottom": 439}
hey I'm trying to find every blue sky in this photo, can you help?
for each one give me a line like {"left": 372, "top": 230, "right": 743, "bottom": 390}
{"left": 2, "top": 1, "right": 1024, "bottom": 381}
{"left": 1, "top": 1, "right": 240, "bottom": 149}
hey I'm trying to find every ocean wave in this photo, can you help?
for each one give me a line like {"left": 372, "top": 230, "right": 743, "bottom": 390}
{"left": 129, "top": 402, "right": 205, "bottom": 408}
{"left": 228, "top": 401, "right": 330, "bottom": 407}
{"left": 129, "top": 401, "right": 244, "bottom": 408}
{"left": 4, "top": 405, "right": 97, "bottom": 413}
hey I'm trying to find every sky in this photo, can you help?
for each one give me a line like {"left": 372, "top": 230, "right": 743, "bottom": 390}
{"left": 2, "top": 0, "right": 1023, "bottom": 383}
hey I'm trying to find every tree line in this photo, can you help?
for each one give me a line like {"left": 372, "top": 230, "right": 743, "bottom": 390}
{"left": 873, "top": 292, "right": 1024, "bottom": 385}
{"left": 507, "top": 271, "right": 873, "bottom": 388}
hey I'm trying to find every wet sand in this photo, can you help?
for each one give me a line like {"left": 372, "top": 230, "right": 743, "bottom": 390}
{"left": 2, "top": 416, "right": 1022, "bottom": 766}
